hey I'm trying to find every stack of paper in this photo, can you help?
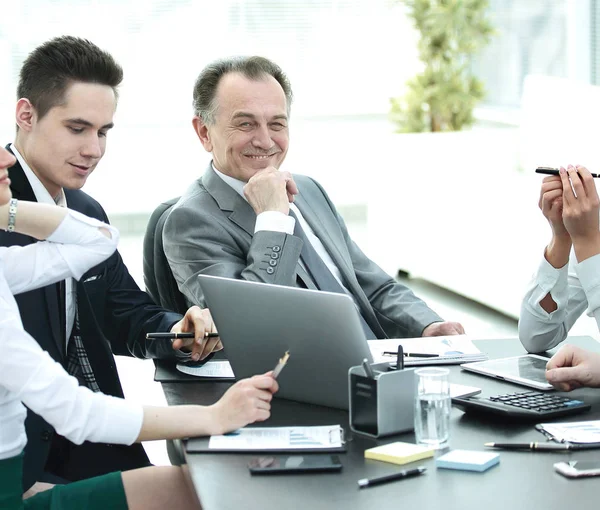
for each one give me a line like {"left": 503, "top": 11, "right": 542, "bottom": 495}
{"left": 364, "top": 442, "right": 435, "bottom": 465}
{"left": 435, "top": 450, "right": 500, "bottom": 472}
{"left": 369, "top": 335, "right": 488, "bottom": 366}
{"left": 176, "top": 360, "right": 235, "bottom": 378}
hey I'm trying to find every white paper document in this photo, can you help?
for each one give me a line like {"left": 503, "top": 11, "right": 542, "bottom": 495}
{"left": 176, "top": 360, "right": 235, "bottom": 378}
{"left": 537, "top": 420, "right": 600, "bottom": 444}
{"left": 208, "top": 425, "right": 343, "bottom": 451}
{"left": 369, "top": 335, "right": 488, "bottom": 366}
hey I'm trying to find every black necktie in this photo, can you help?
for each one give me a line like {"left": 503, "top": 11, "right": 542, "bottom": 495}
{"left": 289, "top": 209, "right": 378, "bottom": 339}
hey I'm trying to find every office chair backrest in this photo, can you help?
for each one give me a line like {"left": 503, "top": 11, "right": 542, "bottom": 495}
{"left": 143, "top": 197, "right": 188, "bottom": 315}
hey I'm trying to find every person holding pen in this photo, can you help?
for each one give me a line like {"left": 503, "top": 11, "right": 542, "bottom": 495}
{"left": 0, "top": 145, "right": 278, "bottom": 509}
{"left": 519, "top": 164, "right": 600, "bottom": 353}
{"left": 0, "top": 36, "right": 225, "bottom": 490}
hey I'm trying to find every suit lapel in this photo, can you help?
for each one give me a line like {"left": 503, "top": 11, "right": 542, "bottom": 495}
{"left": 201, "top": 165, "right": 256, "bottom": 237}
{"left": 7, "top": 154, "right": 65, "bottom": 355}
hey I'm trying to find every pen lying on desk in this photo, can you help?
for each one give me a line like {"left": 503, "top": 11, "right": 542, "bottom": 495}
{"left": 383, "top": 351, "right": 439, "bottom": 358}
{"left": 484, "top": 442, "right": 600, "bottom": 451}
{"left": 358, "top": 466, "right": 426, "bottom": 489}
{"left": 146, "top": 332, "right": 220, "bottom": 340}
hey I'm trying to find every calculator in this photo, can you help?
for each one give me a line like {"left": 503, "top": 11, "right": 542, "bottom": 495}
{"left": 452, "top": 391, "right": 591, "bottom": 420}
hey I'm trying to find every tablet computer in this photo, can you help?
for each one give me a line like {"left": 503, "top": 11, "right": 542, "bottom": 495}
{"left": 460, "top": 354, "right": 553, "bottom": 391}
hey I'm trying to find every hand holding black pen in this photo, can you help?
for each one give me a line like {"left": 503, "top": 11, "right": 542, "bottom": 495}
{"left": 149, "top": 305, "right": 223, "bottom": 361}
{"left": 536, "top": 167, "right": 600, "bottom": 179}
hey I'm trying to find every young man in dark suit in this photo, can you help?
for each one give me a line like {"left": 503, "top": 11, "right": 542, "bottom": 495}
{"left": 0, "top": 36, "right": 222, "bottom": 494}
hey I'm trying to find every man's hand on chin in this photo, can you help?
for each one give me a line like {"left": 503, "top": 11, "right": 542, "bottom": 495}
{"left": 422, "top": 321, "right": 465, "bottom": 337}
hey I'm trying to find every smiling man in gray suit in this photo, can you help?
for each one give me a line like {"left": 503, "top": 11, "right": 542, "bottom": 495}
{"left": 163, "top": 56, "right": 464, "bottom": 340}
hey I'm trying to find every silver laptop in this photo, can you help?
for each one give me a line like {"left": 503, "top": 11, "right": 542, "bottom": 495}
{"left": 198, "top": 274, "right": 373, "bottom": 409}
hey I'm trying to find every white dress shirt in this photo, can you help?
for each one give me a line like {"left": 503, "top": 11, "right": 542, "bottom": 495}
{"left": 519, "top": 251, "right": 600, "bottom": 352}
{"left": 212, "top": 165, "right": 351, "bottom": 291}
{"left": 0, "top": 210, "right": 143, "bottom": 461}
{"left": 10, "top": 144, "right": 77, "bottom": 345}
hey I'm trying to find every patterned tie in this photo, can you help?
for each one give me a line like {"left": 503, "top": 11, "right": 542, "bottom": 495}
{"left": 289, "top": 209, "right": 378, "bottom": 339}
{"left": 65, "top": 293, "right": 101, "bottom": 392}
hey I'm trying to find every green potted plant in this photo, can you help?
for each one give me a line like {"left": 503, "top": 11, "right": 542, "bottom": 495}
{"left": 390, "top": 0, "right": 494, "bottom": 133}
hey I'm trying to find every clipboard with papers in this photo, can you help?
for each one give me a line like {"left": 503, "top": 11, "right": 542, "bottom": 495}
{"left": 536, "top": 420, "right": 600, "bottom": 445}
{"left": 369, "top": 335, "right": 488, "bottom": 366}
{"left": 186, "top": 425, "right": 346, "bottom": 454}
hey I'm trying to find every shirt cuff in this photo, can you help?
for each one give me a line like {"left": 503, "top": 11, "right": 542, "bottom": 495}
{"left": 575, "top": 253, "right": 600, "bottom": 315}
{"left": 536, "top": 255, "right": 568, "bottom": 294}
{"left": 99, "top": 398, "right": 144, "bottom": 445}
{"left": 254, "top": 211, "right": 295, "bottom": 235}
{"left": 47, "top": 209, "right": 119, "bottom": 245}
{"left": 524, "top": 255, "right": 569, "bottom": 318}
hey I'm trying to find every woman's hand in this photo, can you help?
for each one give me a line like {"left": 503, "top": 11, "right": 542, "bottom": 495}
{"left": 207, "top": 373, "right": 279, "bottom": 435}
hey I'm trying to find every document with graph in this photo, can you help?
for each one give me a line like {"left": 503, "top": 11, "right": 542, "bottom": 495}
{"left": 369, "top": 335, "right": 488, "bottom": 366}
{"left": 186, "top": 425, "right": 346, "bottom": 453}
{"left": 536, "top": 420, "right": 600, "bottom": 444}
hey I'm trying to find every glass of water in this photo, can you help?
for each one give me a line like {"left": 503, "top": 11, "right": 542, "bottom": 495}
{"left": 414, "top": 367, "right": 451, "bottom": 449}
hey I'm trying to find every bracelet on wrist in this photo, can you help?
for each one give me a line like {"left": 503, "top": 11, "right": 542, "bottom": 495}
{"left": 7, "top": 198, "right": 17, "bottom": 233}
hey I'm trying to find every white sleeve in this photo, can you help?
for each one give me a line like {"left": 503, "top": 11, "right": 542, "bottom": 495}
{"left": 0, "top": 209, "right": 118, "bottom": 295}
{"left": 0, "top": 318, "right": 143, "bottom": 446}
{"left": 518, "top": 254, "right": 587, "bottom": 352}
{"left": 254, "top": 211, "right": 295, "bottom": 235}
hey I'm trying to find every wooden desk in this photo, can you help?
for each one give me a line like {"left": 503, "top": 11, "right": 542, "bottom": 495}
{"left": 161, "top": 336, "right": 600, "bottom": 510}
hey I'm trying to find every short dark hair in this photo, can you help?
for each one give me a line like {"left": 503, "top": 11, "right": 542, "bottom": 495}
{"left": 192, "top": 56, "right": 293, "bottom": 124}
{"left": 17, "top": 36, "right": 123, "bottom": 120}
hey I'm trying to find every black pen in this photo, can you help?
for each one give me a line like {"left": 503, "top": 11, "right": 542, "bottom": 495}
{"left": 535, "top": 167, "right": 600, "bottom": 178}
{"left": 146, "top": 332, "right": 220, "bottom": 340}
{"left": 358, "top": 466, "right": 426, "bottom": 489}
{"left": 383, "top": 351, "right": 439, "bottom": 358}
{"left": 396, "top": 345, "right": 404, "bottom": 371}
{"left": 484, "top": 442, "right": 600, "bottom": 451}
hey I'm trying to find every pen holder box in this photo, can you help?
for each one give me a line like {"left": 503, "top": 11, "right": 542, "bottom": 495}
{"left": 348, "top": 363, "right": 416, "bottom": 438}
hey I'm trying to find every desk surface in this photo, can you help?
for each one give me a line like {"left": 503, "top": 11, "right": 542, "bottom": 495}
{"left": 162, "top": 336, "right": 600, "bottom": 510}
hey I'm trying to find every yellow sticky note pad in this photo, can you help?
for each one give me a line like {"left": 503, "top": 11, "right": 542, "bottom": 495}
{"left": 364, "top": 442, "right": 435, "bottom": 465}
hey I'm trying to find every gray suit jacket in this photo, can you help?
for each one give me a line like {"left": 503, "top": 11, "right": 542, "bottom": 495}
{"left": 163, "top": 164, "right": 443, "bottom": 338}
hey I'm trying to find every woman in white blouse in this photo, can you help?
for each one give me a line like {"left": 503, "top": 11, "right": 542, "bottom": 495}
{"left": 0, "top": 146, "right": 278, "bottom": 510}
{"left": 519, "top": 165, "right": 600, "bottom": 389}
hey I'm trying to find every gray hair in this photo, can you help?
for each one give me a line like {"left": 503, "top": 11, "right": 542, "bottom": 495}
{"left": 192, "top": 56, "right": 293, "bottom": 125}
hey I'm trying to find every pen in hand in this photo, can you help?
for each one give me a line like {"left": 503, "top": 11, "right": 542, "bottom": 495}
{"left": 358, "top": 466, "right": 426, "bottom": 488}
{"left": 272, "top": 351, "right": 290, "bottom": 379}
{"left": 535, "top": 166, "right": 600, "bottom": 178}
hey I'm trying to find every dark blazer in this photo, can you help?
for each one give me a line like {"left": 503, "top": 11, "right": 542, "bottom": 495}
{"left": 0, "top": 151, "right": 183, "bottom": 490}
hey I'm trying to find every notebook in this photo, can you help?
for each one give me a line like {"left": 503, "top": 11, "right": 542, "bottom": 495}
{"left": 369, "top": 335, "right": 488, "bottom": 366}
{"left": 364, "top": 442, "right": 435, "bottom": 465}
